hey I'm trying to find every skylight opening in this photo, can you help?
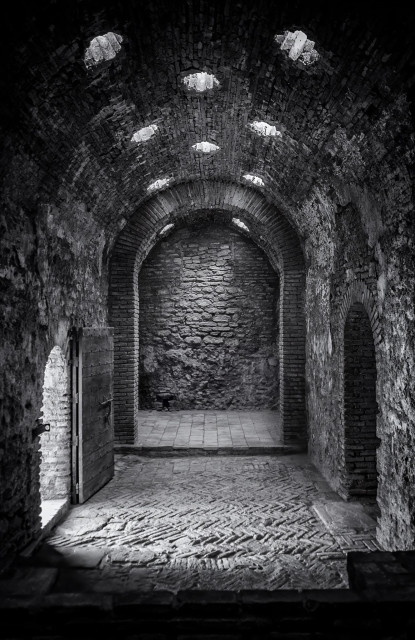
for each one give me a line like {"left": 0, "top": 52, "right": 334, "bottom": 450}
{"left": 131, "top": 124, "right": 159, "bottom": 143}
{"left": 248, "top": 121, "right": 282, "bottom": 137}
{"left": 243, "top": 174, "right": 265, "bottom": 187}
{"left": 84, "top": 32, "right": 123, "bottom": 68}
{"left": 274, "top": 30, "right": 320, "bottom": 66}
{"left": 192, "top": 141, "right": 220, "bottom": 154}
{"left": 232, "top": 218, "right": 250, "bottom": 233}
{"left": 183, "top": 72, "right": 220, "bottom": 92}
{"left": 159, "top": 223, "right": 174, "bottom": 236}
{"left": 147, "top": 178, "right": 172, "bottom": 193}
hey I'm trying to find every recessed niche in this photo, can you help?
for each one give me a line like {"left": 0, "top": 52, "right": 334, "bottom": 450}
{"left": 232, "top": 218, "right": 250, "bottom": 232}
{"left": 248, "top": 121, "right": 281, "bottom": 137}
{"left": 84, "top": 32, "right": 123, "bottom": 68}
{"left": 243, "top": 174, "right": 265, "bottom": 187}
{"left": 147, "top": 178, "right": 172, "bottom": 193}
{"left": 183, "top": 72, "right": 220, "bottom": 92}
{"left": 274, "top": 30, "right": 320, "bottom": 66}
{"left": 131, "top": 124, "right": 159, "bottom": 143}
{"left": 192, "top": 141, "right": 220, "bottom": 153}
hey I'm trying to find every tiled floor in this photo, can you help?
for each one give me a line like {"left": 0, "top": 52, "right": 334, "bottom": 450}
{"left": 135, "top": 410, "right": 282, "bottom": 448}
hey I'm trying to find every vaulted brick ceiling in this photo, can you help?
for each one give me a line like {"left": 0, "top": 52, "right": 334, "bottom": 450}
{"left": 2, "top": 0, "right": 415, "bottom": 237}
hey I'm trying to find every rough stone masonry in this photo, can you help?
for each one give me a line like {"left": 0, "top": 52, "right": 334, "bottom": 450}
{"left": 138, "top": 224, "right": 279, "bottom": 409}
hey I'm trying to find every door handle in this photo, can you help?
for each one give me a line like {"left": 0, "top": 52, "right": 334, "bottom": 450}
{"left": 99, "top": 397, "right": 113, "bottom": 407}
{"left": 32, "top": 419, "right": 51, "bottom": 440}
{"left": 99, "top": 397, "right": 113, "bottom": 426}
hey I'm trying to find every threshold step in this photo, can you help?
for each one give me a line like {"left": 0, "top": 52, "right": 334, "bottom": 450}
{"left": 114, "top": 444, "right": 304, "bottom": 456}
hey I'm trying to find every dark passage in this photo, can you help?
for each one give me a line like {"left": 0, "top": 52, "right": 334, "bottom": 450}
{"left": 344, "top": 302, "right": 378, "bottom": 497}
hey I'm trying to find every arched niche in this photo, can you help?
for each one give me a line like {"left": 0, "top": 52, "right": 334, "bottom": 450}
{"left": 338, "top": 280, "right": 381, "bottom": 499}
{"left": 109, "top": 180, "right": 306, "bottom": 446}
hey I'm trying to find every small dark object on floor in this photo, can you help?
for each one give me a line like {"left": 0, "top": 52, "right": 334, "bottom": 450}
{"left": 156, "top": 391, "right": 175, "bottom": 411}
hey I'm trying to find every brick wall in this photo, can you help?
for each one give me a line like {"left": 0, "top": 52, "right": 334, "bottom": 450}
{"left": 138, "top": 224, "right": 279, "bottom": 409}
{"left": 344, "top": 302, "right": 378, "bottom": 497}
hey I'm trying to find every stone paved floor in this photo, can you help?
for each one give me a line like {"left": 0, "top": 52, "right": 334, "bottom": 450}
{"left": 23, "top": 453, "right": 382, "bottom": 594}
{"left": 135, "top": 410, "right": 281, "bottom": 448}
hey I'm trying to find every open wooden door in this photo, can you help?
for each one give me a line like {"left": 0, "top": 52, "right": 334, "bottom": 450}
{"left": 71, "top": 327, "right": 114, "bottom": 504}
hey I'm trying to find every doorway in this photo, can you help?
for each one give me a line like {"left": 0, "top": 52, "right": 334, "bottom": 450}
{"left": 39, "top": 346, "right": 71, "bottom": 528}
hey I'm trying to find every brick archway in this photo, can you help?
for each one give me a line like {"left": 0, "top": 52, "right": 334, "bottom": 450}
{"left": 109, "top": 180, "right": 306, "bottom": 446}
{"left": 337, "top": 281, "right": 381, "bottom": 498}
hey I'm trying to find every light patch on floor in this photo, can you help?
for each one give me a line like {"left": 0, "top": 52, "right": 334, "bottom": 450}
{"left": 41, "top": 499, "right": 69, "bottom": 531}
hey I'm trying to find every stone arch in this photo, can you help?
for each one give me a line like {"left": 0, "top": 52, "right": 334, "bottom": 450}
{"left": 109, "top": 180, "right": 306, "bottom": 446}
{"left": 338, "top": 281, "right": 381, "bottom": 498}
{"left": 39, "top": 346, "right": 71, "bottom": 503}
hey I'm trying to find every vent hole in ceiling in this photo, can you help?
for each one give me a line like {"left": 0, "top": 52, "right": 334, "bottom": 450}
{"left": 131, "top": 124, "right": 159, "bottom": 143}
{"left": 192, "top": 141, "right": 220, "bottom": 153}
{"left": 84, "top": 32, "right": 123, "bottom": 68}
{"left": 147, "top": 178, "right": 172, "bottom": 193}
{"left": 159, "top": 223, "right": 175, "bottom": 236}
{"left": 183, "top": 72, "right": 220, "bottom": 92}
{"left": 274, "top": 30, "right": 320, "bottom": 66}
{"left": 248, "top": 121, "right": 282, "bottom": 137}
{"left": 232, "top": 218, "right": 250, "bottom": 232}
{"left": 243, "top": 174, "right": 265, "bottom": 187}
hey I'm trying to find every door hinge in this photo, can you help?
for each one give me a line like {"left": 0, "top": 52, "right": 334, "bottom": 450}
{"left": 75, "top": 483, "right": 79, "bottom": 494}
{"left": 74, "top": 435, "right": 79, "bottom": 447}
{"left": 74, "top": 392, "right": 79, "bottom": 404}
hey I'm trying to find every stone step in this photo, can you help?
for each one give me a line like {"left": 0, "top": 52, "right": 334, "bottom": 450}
{"left": 114, "top": 445, "right": 304, "bottom": 457}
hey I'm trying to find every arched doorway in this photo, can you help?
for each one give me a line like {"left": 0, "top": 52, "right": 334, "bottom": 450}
{"left": 109, "top": 180, "right": 306, "bottom": 446}
{"left": 39, "top": 346, "right": 71, "bottom": 526}
{"left": 344, "top": 302, "right": 378, "bottom": 497}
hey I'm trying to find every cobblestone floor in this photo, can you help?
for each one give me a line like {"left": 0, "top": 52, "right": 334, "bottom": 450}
{"left": 135, "top": 410, "right": 281, "bottom": 448}
{"left": 26, "top": 453, "right": 382, "bottom": 594}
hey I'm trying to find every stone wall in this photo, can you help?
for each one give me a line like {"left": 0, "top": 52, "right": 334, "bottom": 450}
{"left": 305, "top": 200, "right": 380, "bottom": 503}
{"left": 305, "top": 168, "right": 415, "bottom": 550}
{"left": 138, "top": 224, "right": 279, "bottom": 410}
{"left": 0, "top": 146, "right": 110, "bottom": 571}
